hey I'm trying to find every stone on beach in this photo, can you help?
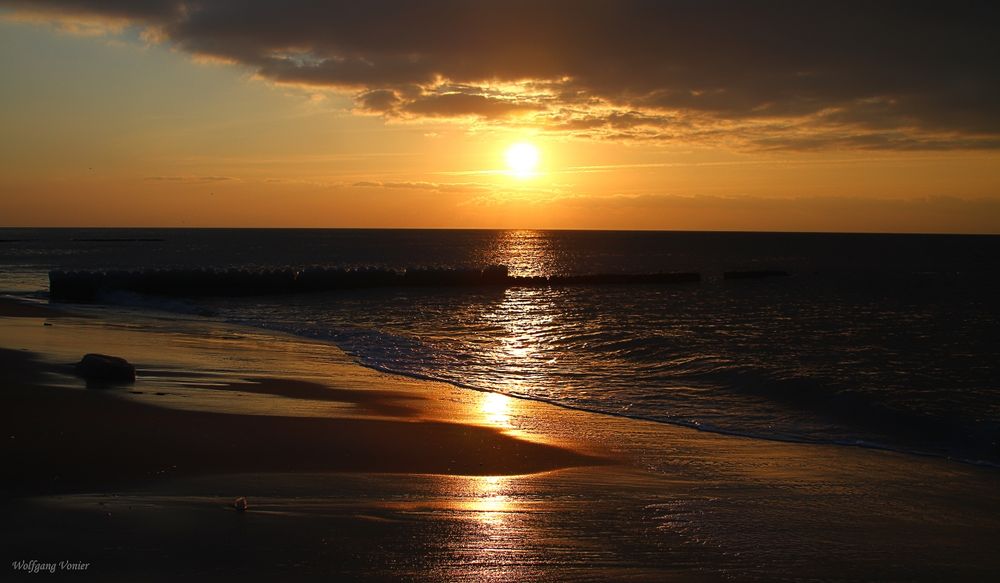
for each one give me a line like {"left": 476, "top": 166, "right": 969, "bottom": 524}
{"left": 75, "top": 353, "right": 136, "bottom": 384}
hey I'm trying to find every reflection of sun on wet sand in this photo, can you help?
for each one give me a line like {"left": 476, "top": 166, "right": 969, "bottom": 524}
{"left": 480, "top": 391, "right": 513, "bottom": 427}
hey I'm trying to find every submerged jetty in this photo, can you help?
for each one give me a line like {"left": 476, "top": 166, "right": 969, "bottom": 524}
{"left": 49, "top": 267, "right": 701, "bottom": 301}
{"left": 723, "top": 270, "right": 790, "bottom": 280}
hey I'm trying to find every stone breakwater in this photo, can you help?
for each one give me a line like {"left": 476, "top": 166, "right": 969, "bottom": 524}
{"left": 49, "top": 267, "right": 701, "bottom": 301}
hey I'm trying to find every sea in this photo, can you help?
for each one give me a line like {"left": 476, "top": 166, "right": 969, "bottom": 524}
{"left": 2, "top": 228, "right": 998, "bottom": 465}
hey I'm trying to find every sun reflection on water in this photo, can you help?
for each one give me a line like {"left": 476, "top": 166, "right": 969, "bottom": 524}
{"left": 479, "top": 230, "right": 559, "bottom": 277}
{"left": 465, "top": 475, "right": 511, "bottom": 528}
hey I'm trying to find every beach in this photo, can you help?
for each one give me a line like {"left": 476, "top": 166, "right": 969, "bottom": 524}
{"left": 2, "top": 296, "right": 999, "bottom": 581}
{"left": 3, "top": 0, "right": 999, "bottom": 578}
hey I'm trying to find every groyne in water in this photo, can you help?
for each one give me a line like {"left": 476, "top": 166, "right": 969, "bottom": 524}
{"left": 723, "top": 270, "right": 791, "bottom": 280}
{"left": 49, "top": 267, "right": 701, "bottom": 301}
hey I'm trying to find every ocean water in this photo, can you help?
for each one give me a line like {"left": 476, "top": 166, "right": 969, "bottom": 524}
{"left": 2, "top": 228, "right": 999, "bottom": 464}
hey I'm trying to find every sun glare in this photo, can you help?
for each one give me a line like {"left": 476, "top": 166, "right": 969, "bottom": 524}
{"left": 505, "top": 143, "right": 540, "bottom": 177}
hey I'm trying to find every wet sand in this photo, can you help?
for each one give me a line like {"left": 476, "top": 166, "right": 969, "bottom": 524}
{"left": 0, "top": 337, "right": 603, "bottom": 495}
{"left": 2, "top": 297, "right": 1000, "bottom": 581}
{"left": 0, "top": 297, "right": 74, "bottom": 318}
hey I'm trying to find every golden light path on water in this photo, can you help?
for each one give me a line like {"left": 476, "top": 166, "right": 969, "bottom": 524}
{"left": 465, "top": 475, "right": 511, "bottom": 528}
{"left": 478, "top": 230, "right": 559, "bottom": 277}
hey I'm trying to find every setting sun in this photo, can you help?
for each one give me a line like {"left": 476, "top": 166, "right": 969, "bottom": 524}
{"left": 505, "top": 143, "right": 540, "bottom": 177}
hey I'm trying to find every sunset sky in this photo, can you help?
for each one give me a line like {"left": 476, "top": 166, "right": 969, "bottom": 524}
{"left": 1, "top": 1, "right": 998, "bottom": 232}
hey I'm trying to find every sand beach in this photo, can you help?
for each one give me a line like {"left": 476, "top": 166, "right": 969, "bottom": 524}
{"left": 2, "top": 297, "right": 999, "bottom": 581}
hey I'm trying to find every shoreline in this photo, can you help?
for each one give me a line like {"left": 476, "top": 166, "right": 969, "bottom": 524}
{"left": 1, "top": 345, "right": 605, "bottom": 495}
{"left": 0, "top": 299, "right": 608, "bottom": 496}
{"left": 2, "top": 297, "right": 1000, "bottom": 581}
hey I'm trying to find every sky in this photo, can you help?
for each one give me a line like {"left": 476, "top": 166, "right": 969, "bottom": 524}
{"left": 1, "top": 1, "right": 998, "bottom": 232}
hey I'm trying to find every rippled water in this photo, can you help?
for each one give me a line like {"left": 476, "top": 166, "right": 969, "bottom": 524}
{"left": 2, "top": 228, "right": 999, "bottom": 463}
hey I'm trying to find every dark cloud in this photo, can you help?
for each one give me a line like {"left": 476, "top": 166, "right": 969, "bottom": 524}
{"left": 2, "top": 0, "right": 180, "bottom": 19}
{"left": 5, "top": 0, "right": 999, "bottom": 149}
{"left": 402, "top": 93, "right": 542, "bottom": 118}
{"left": 356, "top": 89, "right": 401, "bottom": 113}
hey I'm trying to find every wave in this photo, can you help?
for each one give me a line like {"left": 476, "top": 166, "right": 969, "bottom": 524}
{"left": 48, "top": 267, "right": 700, "bottom": 301}
{"left": 684, "top": 365, "right": 1000, "bottom": 465}
{"left": 225, "top": 316, "right": 1000, "bottom": 468}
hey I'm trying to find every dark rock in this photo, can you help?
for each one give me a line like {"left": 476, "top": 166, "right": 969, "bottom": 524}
{"left": 75, "top": 353, "right": 136, "bottom": 384}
